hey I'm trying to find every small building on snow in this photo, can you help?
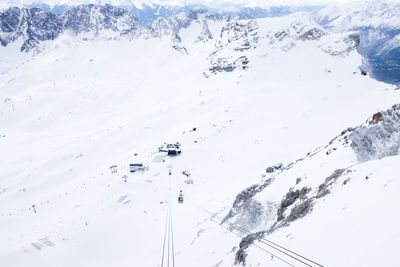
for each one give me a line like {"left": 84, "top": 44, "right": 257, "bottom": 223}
{"left": 130, "top": 163, "right": 145, "bottom": 172}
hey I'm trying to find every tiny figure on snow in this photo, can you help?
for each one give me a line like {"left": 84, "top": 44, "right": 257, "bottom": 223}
{"left": 178, "top": 190, "right": 184, "bottom": 203}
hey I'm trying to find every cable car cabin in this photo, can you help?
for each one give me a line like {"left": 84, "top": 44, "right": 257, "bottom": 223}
{"left": 130, "top": 163, "right": 145, "bottom": 173}
{"left": 178, "top": 196, "right": 184, "bottom": 203}
{"left": 168, "top": 149, "right": 181, "bottom": 156}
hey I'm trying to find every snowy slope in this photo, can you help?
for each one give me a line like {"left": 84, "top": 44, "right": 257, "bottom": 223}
{"left": 240, "top": 154, "right": 400, "bottom": 267}
{"left": 1, "top": 6, "right": 400, "bottom": 267}
{"left": 223, "top": 103, "right": 400, "bottom": 266}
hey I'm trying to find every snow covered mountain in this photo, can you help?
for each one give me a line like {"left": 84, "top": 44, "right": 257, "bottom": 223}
{"left": 1, "top": 2, "right": 400, "bottom": 267}
{"left": 2, "top": 2, "right": 400, "bottom": 85}
{"left": 0, "top": 7, "right": 63, "bottom": 52}
{"left": 62, "top": 4, "right": 140, "bottom": 36}
{"left": 316, "top": 1, "right": 400, "bottom": 84}
{"left": 0, "top": 4, "right": 142, "bottom": 52}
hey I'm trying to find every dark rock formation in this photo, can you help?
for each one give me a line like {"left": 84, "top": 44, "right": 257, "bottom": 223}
{"left": 298, "top": 27, "right": 325, "bottom": 41}
{"left": 349, "top": 104, "right": 400, "bottom": 161}
{"left": 277, "top": 187, "right": 311, "bottom": 221}
{"left": 316, "top": 169, "right": 348, "bottom": 198}
{"left": 62, "top": 4, "right": 139, "bottom": 35}
{"left": 234, "top": 231, "right": 265, "bottom": 265}
{"left": 286, "top": 198, "right": 313, "bottom": 222}
{"left": 0, "top": 4, "right": 140, "bottom": 52}
{"left": 208, "top": 56, "right": 249, "bottom": 74}
{"left": 0, "top": 7, "right": 63, "bottom": 52}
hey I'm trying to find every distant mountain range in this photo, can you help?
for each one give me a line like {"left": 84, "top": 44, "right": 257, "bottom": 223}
{"left": 1, "top": 2, "right": 400, "bottom": 84}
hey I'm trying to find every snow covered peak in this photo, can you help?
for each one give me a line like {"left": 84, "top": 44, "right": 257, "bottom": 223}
{"left": 62, "top": 4, "right": 139, "bottom": 36}
{"left": 316, "top": 1, "right": 400, "bottom": 31}
{"left": 146, "top": 7, "right": 224, "bottom": 44}
{"left": 0, "top": 4, "right": 141, "bottom": 52}
{"left": 0, "top": 7, "right": 63, "bottom": 52}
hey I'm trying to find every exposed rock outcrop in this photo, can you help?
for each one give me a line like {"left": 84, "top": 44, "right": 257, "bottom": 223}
{"left": 349, "top": 104, "right": 400, "bottom": 161}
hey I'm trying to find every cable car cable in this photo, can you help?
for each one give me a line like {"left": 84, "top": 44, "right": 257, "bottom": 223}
{"left": 161, "top": 204, "right": 169, "bottom": 267}
{"left": 187, "top": 198, "right": 323, "bottom": 267}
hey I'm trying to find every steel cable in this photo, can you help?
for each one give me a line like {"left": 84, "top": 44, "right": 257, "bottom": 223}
{"left": 187, "top": 198, "right": 323, "bottom": 267}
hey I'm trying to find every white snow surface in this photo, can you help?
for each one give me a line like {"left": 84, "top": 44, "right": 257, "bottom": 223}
{"left": 0, "top": 14, "right": 400, "bottom": 267}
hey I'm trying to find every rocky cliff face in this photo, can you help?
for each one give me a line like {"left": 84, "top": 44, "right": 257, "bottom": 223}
{"left": 62, "top": 4, "right": 139, "bottom": 36}
{"left": 0, "top": 5, "right": 227, "bottom": 52}
{"left": 349, "top": 104, "right": 400, "bottom": 162}
{"left": 206, "top": 19, "right": 257, "bottom": 75}
{"left": 0, "top": 7, "right": 63, "bottom": 52}
{"left": 0, "top": 4, "right": 140, "bottom": 52}
{"left": 147, "top": 8, "right": 223, "bottom": 40}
